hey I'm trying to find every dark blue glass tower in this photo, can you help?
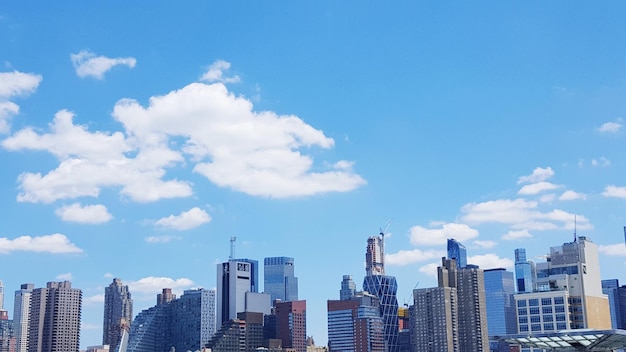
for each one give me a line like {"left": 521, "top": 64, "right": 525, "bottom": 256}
{"left": 483, "top": 268, "right": 516, "bottom": 345}
{"left": 447, "top": 238, "right": 467, "bottom": 268}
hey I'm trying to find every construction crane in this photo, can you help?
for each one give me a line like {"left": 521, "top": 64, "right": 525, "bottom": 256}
{"left": 404, "top": 281, "right": 420, "bottom": 307}
{"left": 379, "top": 218, "right": 393, "bottom": 271}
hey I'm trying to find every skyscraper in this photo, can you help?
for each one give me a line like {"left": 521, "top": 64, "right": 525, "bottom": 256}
{"left": 363, "top": 234, "right": 399, "bottom": 352}
{"left": 411, "top": 286, "right": 458, "bottom": 352}
{"left": 0, "top": 280, "right": 4, "bottom": 310}
{"left": 103, "top": 278, "right": 133, "bottom": 352}
{"left": 28, "top": 281, "right": 82, "bottom": 352}
{"left": 13, "top": 284, "right": 33, "bottom": 352}
{"left": 157, "top": 288, "right": 176, "bottom": 305}
{"left": 514, "top": 248, "right": 533, "bottom": 293}
{"left": 171, "top": 288, "right": 217, "bottom": 352}
{"left": 264, "top": 256, "right": 298, "bottom": 304}
{"left": 275, "top": 300, "right": 307, "bottom": 352}
{"left": 438, "top": 258, "right": 489, "bottom": 352}
{"left": 602, "top": 279, "right": 621, "bottom": 329}
{"left": 339, "top": 275, "right": 356, "bottom": 300}
{"left": 327, "top": 292, "right": 384, "bottom": 352}
{"left": 447, "top": 238, "right": 467, "bottom": 269}
{"left": 484, "top": 268, "right": 516, "bottom": 352}
{"left": 216, "top": 259, "right": 261, "bottom": 328}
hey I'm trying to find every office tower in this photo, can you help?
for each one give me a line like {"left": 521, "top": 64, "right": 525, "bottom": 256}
{"left": 28, "top": 281, "right": 82, "bottom": 352}
{"left": 447, "top": 238, "right": 467, "bottom": 268}
{"left": 514, "top": 248, "right": 534, "bottom": 293}
{"left": 533, "top": 236, "right": 610, "bottom": 330}
{"left": 411, "top": 286, "right": 458, "bottom": 352}
{"left": 0, "top": 280, "right": 4, "bottom": 310}
{"left": 327, "top": 292, "right": 384, "bottom": 352}
{"left": 363, "top": 234, "right": 399, "bottom": 352}
{"left": 602, "top": 279, "right": 621, "bottom": 329}
{"left": 264, "top": 257, "right": 298, "bottom": 304}
{"left": 340, "top": 275, "right": 356, "bottom": 300}
{"left": 156, "top": 288, "right": 175, "bottom": 305}
{"left": 618, "top": 285, "right": 626, "bottom": 329}
{"left": 484, "top": 268, "right": 516, "bottom": 352}
{"left": 216, "top": 259, "right": 260, "bottom": 328}
{"left": 170, "top": 288, "right": 216, "bottom": 352}
{"left": 103, "top": 278, "right": 133, "bottom": 352}
{"left": 275, "top": 300, "right": 306, "bottom": 352}
{"left": 438, "top": 258, "right": 489, "bottom": 352}
{"left": 13, "top": 284, "right": 33, "bottom": 352}
{"left": 514, "top": 290, "right": 571, "bottom": 334}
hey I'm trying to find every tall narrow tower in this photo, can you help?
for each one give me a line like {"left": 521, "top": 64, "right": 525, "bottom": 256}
{"left": 13, "top": 284, "right": 33, "bottom": 352}
{"left": 103, "top": 278, "right": 133, "bottom": 352}
{"left": 363, "top": 230, "right": 399, "bottom": 352}
{"left": 264, "top": 257, "right": 299, "bottom": 304}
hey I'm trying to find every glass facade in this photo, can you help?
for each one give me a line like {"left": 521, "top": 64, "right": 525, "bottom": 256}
{"left": 264, "top": 256, "right": 298, "bottom": 304}
{"left": 514, "top": 248, "right": 533, "bottom": 293}
{"left": 484, "top": 269, "right": 517, "bottom": 337}
{"left": 363, "top": 275, "right": 399, "bottom": 352}
{"left": 447, "top": 238, "right": 467, "bottom": 268}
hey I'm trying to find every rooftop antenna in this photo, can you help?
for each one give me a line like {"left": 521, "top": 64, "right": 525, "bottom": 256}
{"left": 573, "top": 215, "right": 577, "bottom": 243}
{"left": 623, "top": 226, "right": 625, "bottom": 248}
{"left": 229, "top": 236, "right": 236, "bottom": 260}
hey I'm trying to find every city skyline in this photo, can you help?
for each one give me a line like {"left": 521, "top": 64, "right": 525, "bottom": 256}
{"left": 2, "top": 2, "right": 626, "bottom": 349}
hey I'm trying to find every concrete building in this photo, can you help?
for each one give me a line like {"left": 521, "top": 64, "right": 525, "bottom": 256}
{"left": 0, "top": 313, "right": 16, "bottom": 352}
{"left": 411, "top": 286, "right": 459, "bottom": 352}
{"left": 264, "top": 257, "right": 299, "bottom": 304}
{"left": 28, "top": 281, "right": 82, "bottom": 352}
{"left": 102, "top": 278, "right": 133, "bottom": 352}
{"left": 13, "top": 284, "right": 33, "bottom": 352}
{"left": 438, "top": 258, "right": 489, "bottom": 352}
{"left": 170, "top": 288, "right": 216, "bottom": 352}
{"left": 216, "top": 259, "right": 260, "bottom": 328}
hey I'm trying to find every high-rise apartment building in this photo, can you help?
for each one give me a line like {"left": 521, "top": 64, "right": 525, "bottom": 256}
{"left": 363, "top": 234, "right": 399, "bottom": 352}
{"left": 216, "top": 259, "right": 261, "bottom": 328}
{"left": 327, "top": 292, "right": 384, "bottom": 352}
{"left": 275, "top": 300, "right": 307, "bottom": 352}
{"left": 340, "top": 275, "right": 356, "bottom": 300}
{"left": 157, "top": 288, "right": 175, "bottom": 305}
{"left": 411, "top": 286, "right": 458, "bottom": 352}
{"left": 28, "top": 281, "right": 82, "bottom": 352}
{"left": 170, "top": 288, "right": 216, "bottom": 352}
{"left": 484, "top": 268, "right": 517, "bottom": 352}
{"left": 13, "top": 283, "right": 33, "bottom": 352}
{"left": 515, "top": 248, "right": 534, "bottom": 293}
{"left": 264, "top": 256, "right": 298, "bottom": 304}
{"left": 0, "top": 313, "right": 15, "bottom": 352}
{"left": 438, "top": 258, "right": 489, "bottom": 352}
{"left": 127, "top": 301, "right": 172, "bottom": 352}
{"left": 447, "top": 238, "right": 467, "bottom": 269}
{"left": 103, "top": 278, "right": 133, "bottom": 352}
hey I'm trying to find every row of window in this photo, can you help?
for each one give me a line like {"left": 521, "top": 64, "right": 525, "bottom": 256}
{"left": 517, "top": 296, "right": 565, "bottom": 307}
{"left": 519, "top": 322, "right": 568, "bottom": 332}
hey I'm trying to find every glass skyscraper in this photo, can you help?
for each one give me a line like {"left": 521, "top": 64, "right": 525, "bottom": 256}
{"left": 484, "top": 268, "right": 516, "bottom": 352}
{"left": 264, "top": 256, "right": 298, "bottom": 304}
{"left": 363, "top": 235, "right": 399, "bottom": 352}
{"left": 447, "top": 238, "right": 467, "bottom": 268}
{"left": 514, "top": 248, "right": 533, "bottom": 293}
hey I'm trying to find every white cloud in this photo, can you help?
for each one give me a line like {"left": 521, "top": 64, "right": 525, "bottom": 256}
{"left": 127, "top": 276, "right": 195, "bottom": 295}
{"left": 518, "top": 167, "right": 554, "bottom": 184}
{"left": 145, "top": 235, "right": 182, "bottom": 243}
{"left": 472, "top": 240, "right": 497, "bottom": 249}
{"left": 602, "top": 185, "right": 626, "bottom": 199}
{"left": 84, "top": 294, "right": 105, "bottom": 304}
{"left": 409, "top": 223, "right": 479, "bottom": 246}
{"left": 539, "top": 193, "right": 556, "bottom": 203}
{"left": 518, "top": 181, "right": 562, "bottom": 195}
{"left": 71, "top": 50, "right": 136, "bottom": 79}
{"left": 598, "top": 243, "right": 626, "bottom": 256}
{"left": 559, "top": 190, "right": 587, "bottom": 201}
{"left": 591, "top": 157, "right": 611, "bottom": 167}
{"left": 55, "top": 203, "right": 113, "bottom": 224}
{"left": 200, "top": 60, "right": 240, "bottom": 83}
{"left": 3, "top": 68, "right": 365, "bottom": 202}
{"left": 502, "top": 229, "right": 533, "bottom": 241}
{"left": 104, "top": 273, "right": 114, "bottom": 278}
{"left": 597, "top": 121, "right": 622, "bottom": 134}
{"left": 461, "top": 198, "right": 592, "bottom": 232}
{"left": 0, "top": 70, "right": 42, "bottom": 133}
{"left": 385, "top": 249, "right": 446, "bottom": 266}
{"left": 0, "top": 233, "right": 82, "bottom": 254}
{"left": 154, "top": 207, "right": 211, "bottom": 230}
{"left": 418, "top": 262, "right": 440, "bottom": 278}
{"left": 56, "top": 272, "right": 73, "bottom": 280}
{"left": 467, "top": 253, "right": 514, "bottom": 269}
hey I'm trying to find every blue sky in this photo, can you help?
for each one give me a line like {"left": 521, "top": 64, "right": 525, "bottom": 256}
{"left": 1, "top": 2, "right": 626, "bottom": 348}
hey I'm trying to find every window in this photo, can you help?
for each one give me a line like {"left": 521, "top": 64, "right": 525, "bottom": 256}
{"left": 529, "top": 307, "right": 540, "bottom": 315}
{"left": 541, "top": 298, "right": 552, "bottom": 306}
{"left": 554, "top": 297, "right": 564, "bottom": 305}
{"left": 543, "top": 315, "right": 553, "bottom": 322}
{"left": 518, "top": 308, "right": 528, "bottom": 316}
{"left": 519, "top": 316, "right": 528, "bottom": 324}
{"left": 520, "top": 324, "right": 529, "bottom": 332}
{"left": 556, "top": 314, "right": 566, "bottom": 321}
{"left": 517, "top": 300, "right": 527, "bottom": 307}
{"left": 543, "top": 323, "right": 554, "bottom": 331}
{"left": 556, "top": 323, "right": 567, "bottom": 330}
{"left": 530, "top": 316, "right": 541, "bottom": 323}
{"left": 555, "top": 305, "right": 565, "bottom": 313}
{"left": 529, "top": 299, "right": 539, "bottom": 306}
{"left": 542, "top": 306, "right": 553, "bottom": 314}
{"left": 531, "top": 324, "right": 542, "bottom": 332}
